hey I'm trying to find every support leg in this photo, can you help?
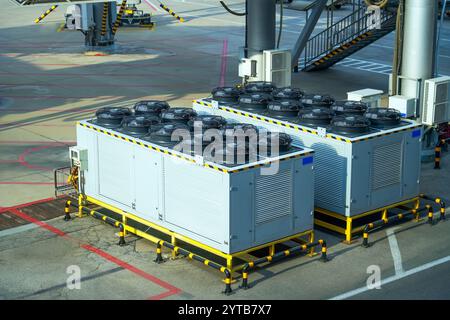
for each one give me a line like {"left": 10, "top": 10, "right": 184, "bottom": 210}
{"left": 345, "top": 218, "right": 353, "bottom": 243}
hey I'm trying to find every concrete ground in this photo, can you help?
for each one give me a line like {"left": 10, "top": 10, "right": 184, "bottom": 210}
{"left": 1, "top": 0, "right": 449, "bottom": 300}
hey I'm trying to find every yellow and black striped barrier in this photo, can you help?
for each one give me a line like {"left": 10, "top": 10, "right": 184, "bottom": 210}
{"left": 362, "top": 194, "right": 447, "bottom": 248}
{"left": 112, "top": 0, "right": 128, "bottom": 35}
{"left": 240, "top": 240, "right": 327, "bottom": 290}
{"left": 154, "top": 240, "right": 232, "bottom": 294}
{"left": 67, "top": 201, "right": 126, "bottom": 246}
{"left": 34, "top": 5, "right": 58, "bottom": 24}
{"left": 434, "top": 139, "right": 447, "bottom": 169}
{"left": 64, "top": 200, "right": 71, "bottom": 221}
{"left": 101, "top": 2, "right": 109, "bottom": 37}
{"left": 420, "top": 194, "right": 446, "bottom": 222}
{"left": 159, "top": 3, "right": 185, "bottom": 22}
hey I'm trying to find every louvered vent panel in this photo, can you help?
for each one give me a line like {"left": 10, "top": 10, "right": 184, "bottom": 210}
{"left": 371, "top": 143, "right": 402, "bottom": 190}
{"left": 255, "top": 169, "right": 292, "bottom": 225}
{"left": 313, "top": 144, "right": 346, "bottom": 209}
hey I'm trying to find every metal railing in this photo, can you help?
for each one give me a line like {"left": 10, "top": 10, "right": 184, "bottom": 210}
{"left": 54, "top": 166, "right": 77, "bottom": 199}
{"left": 301, "top": 6, "right": 396, "bottom": 69}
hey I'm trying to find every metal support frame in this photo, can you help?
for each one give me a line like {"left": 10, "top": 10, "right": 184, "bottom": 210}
{"left": 239, "top": 239, "right": 328, "bottom": 290}
{"left": 314, "top": 197, "right": 422, "bottom": 243}
{"left": 65, "top": 194, "right": 317, "bottom": 294}
{"left": 361, "top": 194, "right": 446, "bottom": 247}
{"left": 291, "top": 0, "right": 330, "bottom": 67}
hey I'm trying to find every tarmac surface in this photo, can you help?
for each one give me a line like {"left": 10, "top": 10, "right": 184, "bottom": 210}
{"left": 0, "top": 0, "right": 449, "bottom": 300}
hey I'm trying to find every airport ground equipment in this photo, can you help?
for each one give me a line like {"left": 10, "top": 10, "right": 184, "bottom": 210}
{"left": 118, "top": 0, "right": 153, "bottom": 27}
{"left": 193, "top": 93, "right": 423, "bottom": 242}
{"left": 61, "top": 194, "right": 328, "bottom": 294}
{"left": 72, "top": 111, "right": 316, "bottom": 254}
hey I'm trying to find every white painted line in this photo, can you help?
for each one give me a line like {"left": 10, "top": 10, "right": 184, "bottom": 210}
{"left": 387, "top": 227, "right": 404, "bottom": 275}
{"left": 143, "top": 0, "right": 163, "bottom": 12}
{"left": 330, "top": 255, "right": 450, "bottom": 300}
{"left": 371, "top": 43, "right": 393, "bottom": 49}
{"left": 0, "top": 223, "right": 39, "bottom": 238}
{"left": 0, "top": 215, "right": 67, "bottom": 238}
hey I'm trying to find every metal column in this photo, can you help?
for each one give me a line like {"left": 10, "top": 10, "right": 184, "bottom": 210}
{"left": 399, "top": 0, "right": 438, "bottom": 118}
{"left": 246, "top": 0, "right": 276, "bottom": 81}
{"left": 85, "top": 2, "right": 116, "bottom": 47}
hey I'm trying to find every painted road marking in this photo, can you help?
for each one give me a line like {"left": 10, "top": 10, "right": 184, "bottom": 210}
{"left": 330, "top": 255, "right": 450, "bottom": 300}
{"left": 335, "top": 58, "right": 393, "bottom": 75}
{"left": 7, "top": 207, "right": 181, "bottom": 299}
{"left": 387, "top": 227, "right": 404, "bottom": 275}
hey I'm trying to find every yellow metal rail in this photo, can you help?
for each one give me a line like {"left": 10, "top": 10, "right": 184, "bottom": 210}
{"left": 34, "top": 5, "right": 58, "bottom": 24}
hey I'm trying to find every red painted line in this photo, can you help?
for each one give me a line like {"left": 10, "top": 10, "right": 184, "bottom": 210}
{"left": 10, "top": 208, "right": 67, "bottom": 237}
{"left": 81, "top": 244, "right": 181, "bottom": 298}
{"left": 148, "top": 289, "right": 179, "bottom": 300}
{"left": 6, "top": 206, "right": 181, "bottom": 300}
{"left": 18, "top": 145, "right": 56, "bottom": 171}
{"left": 219, "top": 39, "right": 228, "bottom": 87}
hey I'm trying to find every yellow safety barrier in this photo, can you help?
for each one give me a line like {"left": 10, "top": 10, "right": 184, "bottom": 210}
{"left": 34, "top": 5, "right": 58, "bottom": 24}
{"left": 112, "top": 0, "right": 128, "bottom": 35}
{"left": 101, "top": 2, "right": 109, "bottom": 36}
{"left": 159, "top": 3, "right": 185, "bottom": 22}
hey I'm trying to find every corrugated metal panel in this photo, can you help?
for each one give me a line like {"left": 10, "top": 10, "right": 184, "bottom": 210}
{"left": 255, "top": 169, "right": 292, "bottom": 225}
{"left": 371, "top": 143, "right": 402, "bottom": 190}
{"left": 313, "top": 144, "right": 346, "bottom": 209}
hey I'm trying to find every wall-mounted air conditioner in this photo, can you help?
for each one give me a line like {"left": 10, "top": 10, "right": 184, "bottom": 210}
{"left": 422, "top": 76, "right": 450, "bottom": 125}
{"left": 263, "top": 49, "right": 291, "bottom": 88}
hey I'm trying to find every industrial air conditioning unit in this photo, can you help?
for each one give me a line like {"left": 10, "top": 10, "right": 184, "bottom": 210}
{"left": 73, "top": 107, "right": 315, "bottom": 254}
{"left": 194, "top": 86, "right": 423, "bottom": 217}
{"left": 422, "top": 76, "right": 450, "bottom": 126}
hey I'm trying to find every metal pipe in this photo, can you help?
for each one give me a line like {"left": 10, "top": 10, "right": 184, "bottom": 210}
{"left": 246, "top": 0, "right": 276, "bottom": 54}
{"left": 400, "top": 0, "right": 438, "bottom": 116}
{"left": 435, "top": 0, "right": 448, "bottom": 76}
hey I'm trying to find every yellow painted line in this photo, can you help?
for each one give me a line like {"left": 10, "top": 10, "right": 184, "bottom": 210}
{"left": 56, "top": 22, "right": 66, "bottom": 32}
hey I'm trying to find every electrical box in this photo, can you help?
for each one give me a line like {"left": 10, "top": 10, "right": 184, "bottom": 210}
{"left": 389, "top": 95, "right": 416, "bottom": 118}
{"left": 263, "top": 49, "right": 291, "bottom": 88}
{"left": 238, "top": 58, "right": 257, "bottom": 78}
{"left": 422, "top": 76, "right": 450, "bottom": 125}
{"left": 69, "top": 146, "right": 88, "bottom": 171}
{"left": 347, "top": 88, "right": 384, "bottom": 108}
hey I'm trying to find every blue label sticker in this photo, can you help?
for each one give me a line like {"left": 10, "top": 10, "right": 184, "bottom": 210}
{"left": 412, "top": 129, "right": 421, "bottom": 138}
{"left": 302, "top": 156, "right": 313, "bottom": 165}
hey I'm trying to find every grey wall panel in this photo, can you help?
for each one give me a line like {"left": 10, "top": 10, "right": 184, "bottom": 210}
{"left": 134, "top": 146, "right": 161, "bottom": 222}
{"left": 97, "top": 134, "right": 135, "bottom": 209}
{"left": 162, "top": 158, "right": 229, "bottom": 247}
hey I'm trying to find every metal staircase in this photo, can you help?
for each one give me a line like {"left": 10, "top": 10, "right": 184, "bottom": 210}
{"left": 300, "top": 6, "right": 397, "bottom": 71}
